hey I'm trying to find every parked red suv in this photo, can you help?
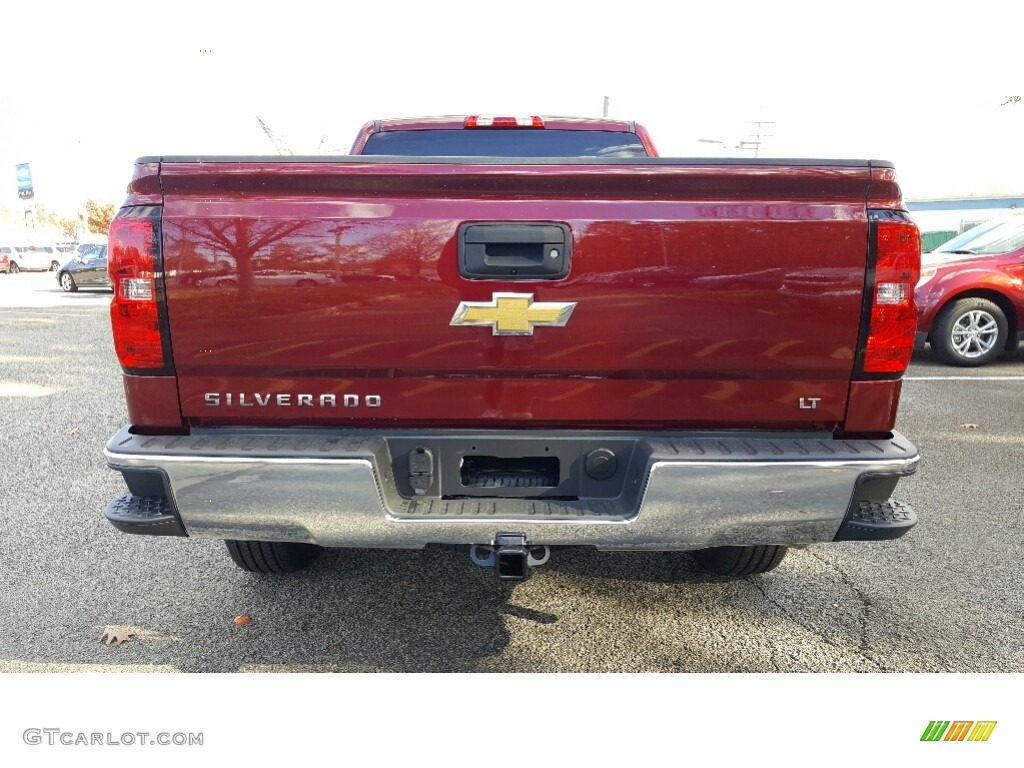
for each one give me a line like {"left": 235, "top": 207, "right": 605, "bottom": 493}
{"left": 915, "top": 213, "right": 1024, "bottom": 366}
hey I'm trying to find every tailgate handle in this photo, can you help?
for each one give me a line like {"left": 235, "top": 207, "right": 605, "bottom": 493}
{"left": 458, "top": 223, "right": 571, "bottom": 279}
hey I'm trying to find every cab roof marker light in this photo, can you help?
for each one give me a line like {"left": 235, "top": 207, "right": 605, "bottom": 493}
{"left": 465, "top": 115, "right": 545, "bottom": 128}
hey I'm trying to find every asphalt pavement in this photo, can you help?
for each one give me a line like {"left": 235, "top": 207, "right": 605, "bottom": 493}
{"left": 1, "top": 270, "right": 1022, "bottom": 672}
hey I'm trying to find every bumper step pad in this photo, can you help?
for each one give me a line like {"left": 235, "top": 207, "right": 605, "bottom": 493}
{"left": 834, "top": 500, "right": 917, "bottom": 541}
{"left": 402, "top": 497, "right": 623, "bottom": 521}
{"left": 105, "top": 494, "right": 186, "bottom": 537}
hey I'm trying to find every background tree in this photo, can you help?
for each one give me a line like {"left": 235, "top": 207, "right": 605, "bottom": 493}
{"left": 256, "top": 115, "right": 294, "bottom": 155}
{"left": 85, "top": 198, "right": 117, "bottom": 235}
{"left": 33, "top": 204, "right": 81, "bottom": 240}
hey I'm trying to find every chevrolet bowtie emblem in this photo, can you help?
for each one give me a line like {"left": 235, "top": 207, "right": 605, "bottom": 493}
{"left": 450, "top": 292, "right": 576, "bottom": 336}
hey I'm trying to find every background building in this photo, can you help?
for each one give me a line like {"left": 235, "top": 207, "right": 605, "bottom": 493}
{"left": 906, "top": 195, "right": 1023, "bottom": 251}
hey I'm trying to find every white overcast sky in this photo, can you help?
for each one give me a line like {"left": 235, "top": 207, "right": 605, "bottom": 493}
{"left": 1, "top": 0, "right": 1020, "bottom": 214}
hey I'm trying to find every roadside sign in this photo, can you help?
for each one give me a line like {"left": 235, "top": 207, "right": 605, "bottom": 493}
{"left": 17, "top": 163, "right": 34, "bottom": 200}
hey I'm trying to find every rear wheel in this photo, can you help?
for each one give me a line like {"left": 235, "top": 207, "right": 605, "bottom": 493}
{"left": 9, "top": 261, "right": 19, "bottom": 274}
{"left": 931, "top": 297, "right": 1008, "bottom": 367}
{"left": 225, "top": 540, "right": 322, "bottom": 574}
{"left": 692, "top": 545, "right": 788, "bottom": 577}
{"left": 60, "top": 272, "right": 78, "bottom": 292}
{"left": 50, "top": 260, "right": 60, "bottom": 271}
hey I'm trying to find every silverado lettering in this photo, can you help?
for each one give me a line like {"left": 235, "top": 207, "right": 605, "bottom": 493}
{"left": 203, "top": 393, "right": 382, "bottom": 407}
{"left": 102, "top": 115, "right": 922, "bottom": 583}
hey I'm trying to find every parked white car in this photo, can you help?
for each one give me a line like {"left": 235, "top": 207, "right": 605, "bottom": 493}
{"left": 4, "top": 245, "right": 63, "bottom": 273}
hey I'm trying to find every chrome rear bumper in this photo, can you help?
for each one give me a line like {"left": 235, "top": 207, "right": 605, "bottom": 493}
{"left": 104, "top": 427, "right": 919, "bottom": 551}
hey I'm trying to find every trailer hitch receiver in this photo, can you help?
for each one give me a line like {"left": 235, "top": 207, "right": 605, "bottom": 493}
{"left": 470, "top": 532, "right": 550, "bottom": 580}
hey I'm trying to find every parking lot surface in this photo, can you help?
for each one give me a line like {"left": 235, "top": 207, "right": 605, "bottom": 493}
{"left": 1, "top": 270, "right": 1022, "bottom": 672}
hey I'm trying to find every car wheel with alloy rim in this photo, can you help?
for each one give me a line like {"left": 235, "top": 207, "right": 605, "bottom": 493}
{"left": 60, "top": 272, "right": 78, "bottom": 292}
{"left": 931, "top": 297, "right": 1008, "bottom": 367}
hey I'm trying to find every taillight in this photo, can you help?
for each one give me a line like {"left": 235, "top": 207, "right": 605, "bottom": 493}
{"left": 109, "top": 207, "right": 166, "bottom": 370}
{"left": 465, "top": 115, "right": 544, "bottom": 128}
{"left": 862, "top": 216, "right": 921, "bottom": 374}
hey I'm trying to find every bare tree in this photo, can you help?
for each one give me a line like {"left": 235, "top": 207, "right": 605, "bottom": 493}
{"left": 34, "top": 204, "right": 80, "bottom": 240}
{"left": 256, "top": 115, "right": 294, "bottom": 155}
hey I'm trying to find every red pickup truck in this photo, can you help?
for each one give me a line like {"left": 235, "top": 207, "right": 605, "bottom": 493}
{"left": 103, "top": 116, "right": 921, "bottom": 581}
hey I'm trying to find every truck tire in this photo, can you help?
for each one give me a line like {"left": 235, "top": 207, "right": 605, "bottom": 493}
{"left": 692, "top": 545, "right": 787, "bottom": 577}
{"left": 931, "top": 297, "right": 1008, "bottom": 367}
{"left": 225, "top": 540, "right": 322, "bottom": 574}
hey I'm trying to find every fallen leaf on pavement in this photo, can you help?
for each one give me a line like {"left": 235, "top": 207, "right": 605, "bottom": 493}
{"left": 101, "top": 626, "right": 137, "bottom": 646}
{"left": 234, "top": 614, "right": 253, "bottom": 626}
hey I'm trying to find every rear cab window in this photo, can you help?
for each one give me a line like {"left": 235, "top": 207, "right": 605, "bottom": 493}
{"left": 361, "top": 129, "right": 649, "bottom": 157}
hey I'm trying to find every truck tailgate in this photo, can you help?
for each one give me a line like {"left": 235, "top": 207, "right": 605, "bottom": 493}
{"left": 157, "top": 159, "right": 876, "bottom": 429}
